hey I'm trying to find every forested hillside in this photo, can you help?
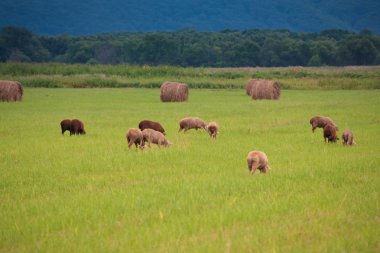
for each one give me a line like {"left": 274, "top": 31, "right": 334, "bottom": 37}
{"left": 0, "top": 26, "right": 379, "bottom": 67}
{"left": 0, "top": 0, "right": 379, "bottom": 35}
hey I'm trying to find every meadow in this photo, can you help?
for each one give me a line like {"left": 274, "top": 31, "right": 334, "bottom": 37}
{"left": 1, "top": 63, "right": 380, "bottom": 89}
{"left": 0, "top": 86, "right": 379, "bottom": 252}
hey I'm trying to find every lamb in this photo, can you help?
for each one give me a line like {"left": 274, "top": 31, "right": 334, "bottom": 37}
{"left": 142, "top": 128, "right": 171, "bottom": 148}
{"left": 70, "top": 119, "right": 86, "bottom": 135}
{"left": 138, "top": 120, "right": 166, "bottom": 135}
{"left": 206, "top": 121, "right": 218, "bottom": 139}
{"left": 342, "top": 129, "right": 355, "bottom": 146}
{"left": 310, "top": 115, "right": 338, "bottom": 133}
{"left": 60, "top": 119, "right": 72, "bottom": 135}
{"left": 323, "top": 123, "right": 338, "bottom": 143}
{"left": 178, "top": 117, "right": 207, "bottom": 132}
{"left": 126, "top": 128, "right": 144, "bottom": 149}
{"left": 247, "top": 151, "right": 270, "bottom": 175}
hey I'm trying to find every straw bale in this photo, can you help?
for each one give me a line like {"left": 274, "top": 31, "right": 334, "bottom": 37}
{"left": 160, "top": 81, "right": 188, "bottom": 102}
{"left": 0, "top": 80, "right": 23, "bottom": 102}
{"left": 246, "top": 79, "right": 281, "bottom": 100}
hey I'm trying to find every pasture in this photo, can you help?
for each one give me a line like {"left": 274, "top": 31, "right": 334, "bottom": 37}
{"left": 0, "top": 88, "right": 379, "bottom": 252}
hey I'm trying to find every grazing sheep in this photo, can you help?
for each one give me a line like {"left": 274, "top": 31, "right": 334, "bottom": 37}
{"left": 126, "top": 128, "right": 144, "bottom": 149}
{"left": 206, "top": 121, "right": 218, "bottom": 139}
{"left": 70, "top": 119, "right": 86, "bottom": 135}
{"left": 342, "top": 129, "right": 355, "bottom": 146}
{"left": 142, "top": 128, "right": 171, "bottom": 148}
{"left": 178, "top": 117, "right": 207, "bottom": 132}
{"left": 138, "top": 120, "right": 166, "bottom": 135}
{"left": 247, "top": 151, "right": 270, "bottom": 175}
{"left": 60, "top": 119, "right": 72, "bottom": 135}
{"left": 310, "top": 115, "right": 338, "bottom": 133}
{"left": 323, "top": 123, "right": 338, "bottom": 143}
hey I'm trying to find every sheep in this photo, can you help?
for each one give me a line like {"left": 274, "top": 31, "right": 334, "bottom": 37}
{"left": 60, "top": 119, "right": 72, "bottom": 135}
{"left": 126, "top": 128, "right": 144, "bottom": 149}
{"left": 178, "top": 117, "right": 207, "bottom": 132}
{"left": 310, "top": 115, "right": 338, "bottom": 133}
{"left": 70, "top": 119, "right": 86, "bottom": 135}
{"left": 138, "top": 120, "right": 166, "bottom": 135}
{"left": 206, "top": 121, "right": 218, "bottom": 139}
{"left": 142, "top": 128, "right": 171, "bottom": 148}
{"left": 342, "top": 129, "right": 355, "bottom": 146}
{"left": 247, "top": 151, "right": 270, "bottom": 175}
{"left": 323, "top": 123, "right": 338, "bottom": 143}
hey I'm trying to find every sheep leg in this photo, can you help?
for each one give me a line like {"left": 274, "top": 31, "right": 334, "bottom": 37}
{"left": 128, "top": 140, "right": 133, "bottom": 149}
{"left": 248, "top": 161, "right": 258, "bottom": 175}
{"left": 250, "top": 166, "right": 257, "bottom": 175}
{"left": 139, "top": 139, "right": 144, "bottom": 149}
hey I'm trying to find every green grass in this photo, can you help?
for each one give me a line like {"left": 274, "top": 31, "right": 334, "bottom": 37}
{"left": 1, "top": 63, "right": 380, "bottom": 89}
{"left": 0, "top": 88, "right": 379, "bottom": 252}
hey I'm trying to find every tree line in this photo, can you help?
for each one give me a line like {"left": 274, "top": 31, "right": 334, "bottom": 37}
{"left": 0, "top": 26, "right": 379, "bottom": 67}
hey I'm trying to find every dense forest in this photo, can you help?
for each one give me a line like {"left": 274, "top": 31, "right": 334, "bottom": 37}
{"left": 1, "top": 0, "right": 379, "bottom": 35}
{"left": 0, "top": 26, "right": 379, "bottom": 67}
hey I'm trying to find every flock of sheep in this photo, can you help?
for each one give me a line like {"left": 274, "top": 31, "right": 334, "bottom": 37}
{"left": 1, "top": 79, "right": 356, "bottom": 176}
{"left": 60, "top": 117, "right": 218, "bottom": 147}
{"left": 125, "top": 117, "right": 218, "bottom": 149}
{"left": 59, "top": 114, "right": 355, "bottom": 176}
{"left": 310, "top": 115, "right": 355, "bottom": 145}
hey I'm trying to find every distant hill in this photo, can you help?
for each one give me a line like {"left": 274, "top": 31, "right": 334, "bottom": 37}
{"left": 0, "top": 0, "right": 379, "bottom": 35}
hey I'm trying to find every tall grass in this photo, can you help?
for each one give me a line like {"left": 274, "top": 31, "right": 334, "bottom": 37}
{"left": 0, "top": 88, "right": 379, "bottom": 252}
{"left": 1, "top": 63, "right": 380, "bottom": 89}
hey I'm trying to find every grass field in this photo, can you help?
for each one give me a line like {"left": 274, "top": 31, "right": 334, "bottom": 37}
{"left": 0, "top": 88, "right": 379, "bottom": 252}
{"left": 1, "top": 63, "right": 380, "bottom": 89}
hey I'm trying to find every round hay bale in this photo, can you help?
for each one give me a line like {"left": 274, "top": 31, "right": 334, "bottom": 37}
{"left": 160, "top": 81, "right": 189, "bottom": 102}
{"left": 246, "top": 79, "right": 281, "bottom": 100}
{"left": 0, "top": 80, "right": 23, "bottom": 102}
{"left": 246, "top": 79, "right": 258, "bottom": 96}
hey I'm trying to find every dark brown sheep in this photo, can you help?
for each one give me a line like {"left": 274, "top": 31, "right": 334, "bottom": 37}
{"left": 60, "top": 119, "right": 72, "bottom": 135}
{"left": 178, "top": 117, "right": 207, "bottom": 132}
{"left": 142, "top": 129, "right": 171, "bottom": 148}
{"left": 206, "top": 121, "right": 218, "bottom": 139}
{"left": 126, "top": 128, "right": 144, "bottom": 149}
{"left": 138, "top": 120, "right": 166, "bottom": 135}
{"left": 247, "top": 151, "right": 270, "bottom": 175}
{"left": 310, "top": 115, "right": 338, "bottom": 133}
{"left": 70, "top": 119, "right": 86, "bottom": 135}
{"left": 342, "top": 129, "right": 355, "bottom": 146}
{"left": 323, "top": 123, "right": 338, "bottom": 143}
